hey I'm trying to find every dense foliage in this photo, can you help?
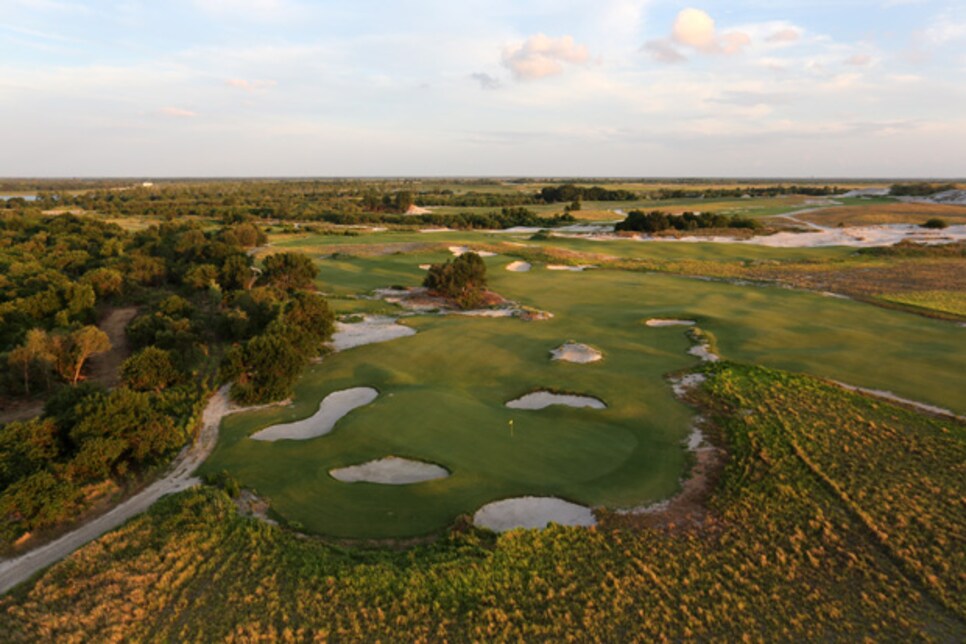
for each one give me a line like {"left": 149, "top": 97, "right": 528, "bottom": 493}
{"left": 1, "top": 363, "right": 961, "bottom": 639}
{"left": 423, "top": 252, "right": 489, "bottom": 308}
{"left": 0, "top": 205, "right": 334, "bottom": 545}
{"left": 615, "top": 209, "right": 760, "bottom": 233}
{"left": 0, "top": 384, "right": 204, "bottom": 546}
{"left": 539, "top": 183, "right": 637, "bottom": 203}
{"left": 890, "top": 182, "right": 957, "bottom": 197}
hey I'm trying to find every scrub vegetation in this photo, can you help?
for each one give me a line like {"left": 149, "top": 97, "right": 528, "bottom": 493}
{"left": 1, "top": 179, "right": 963, "bottom": 640}
{"left": 1, "top": 364, "right": 961, "bottom": 641}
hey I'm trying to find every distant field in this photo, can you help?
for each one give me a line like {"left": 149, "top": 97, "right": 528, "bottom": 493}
{"left": 799, "top": 202, "right": 966, "bottom": 226}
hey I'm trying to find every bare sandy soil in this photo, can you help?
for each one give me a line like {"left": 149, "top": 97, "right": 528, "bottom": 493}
{"left": 831, "top": 381, "right": 963, "bottom": 420}
{"left": 329, "top": 316, "right": 416, "bottom": 351}
{"left": 449, "top": 246, "right": 497, "bottom": 257}
{"left": 330, "top": 457, "right": 449, "bottom": 484}
{"left": 546, "top": 264, "right": 594, "bottom": 271}
{"left": 506, "top": 392, "right": 606, "bottom": 410}
{"left": 251, "top": 387, "right": 379, "bottom": 442}
{"left": 473, "top": 497, "right": 597, "bottom": 532}
{"left": 505, "top": 260, "right": 531, "bottom": 272}
{"left": 550, "top": 342, "right": 602, "bottom": 363}
{"left": 86, "top": 306, "right": 138, "bottom": 387}
{"left": 645, "top": 319, "right": 696, "bottom": 327}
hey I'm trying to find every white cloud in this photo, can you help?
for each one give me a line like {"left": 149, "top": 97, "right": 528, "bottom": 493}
{"left": 226, "top": 78, "right": 277, "bottom": 91}
{"left": 642, "top": 40, "right": 686, "bottom": 64}
{"left": 844, "top": 53, "right": 873, "bottom": 66}
{"left": 923, "top": 19, "right": 966, "bottom": 46}
{"left": 766, "top": 28, "right": 801, "bottom": 44}
{"left": 666, "top": 8, "right": 751, "bottom": 56}
{"left": 672, "top": 8, "right": 717, "bottom": 51}
{"left": 160, "top": 106, "right": 197, "bottom": 118}
{"left": 501, "top": 34, "right": 590, "bottom": 80}
{"left": 719, "top": 31, "right": 751, "bottom": 55}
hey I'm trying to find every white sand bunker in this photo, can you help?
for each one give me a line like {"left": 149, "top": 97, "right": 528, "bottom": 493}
{"left": 506, "top": 260, "right": 531, "bottom": 272}
{"left": 449, "top": 246, "right": 497, "bottom": 257}
{"left": 506, "top": 392, "right": 606, "bottom": 410}
{"left": 646, "top": 318, "right": 696, "bottom": 327}
{"left": 251, "top": 387, "right": 379, "bottom": 442}
{"left": 473, "top": 497, "right": 596, "bottom": 532}
{"left": 330, "top": 316, "right": 415, "bottom": 351}
{"left": 550, "top": 342, "right": 602, "bottom": 364}
{"left": 418, "top": 263, "right": 432, "bottom": 270}
{"left": 688, "top": 344, "right": 720, "bottom": 363}
{"left": 454, "top": 308, "right": 515, "bottom": 318}
{"left": 330, "top": 456, "right": 449, "bottom": 485}
{"left": 547, "top": 264, "right": 594, "bottom": 271}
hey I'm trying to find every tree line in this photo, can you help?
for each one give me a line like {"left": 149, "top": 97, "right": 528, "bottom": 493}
{"left": 0, "top": 208, "right": 334, "bottom": 547}
{"left": 615, "top": 210, "right": 761, "bottom": 233}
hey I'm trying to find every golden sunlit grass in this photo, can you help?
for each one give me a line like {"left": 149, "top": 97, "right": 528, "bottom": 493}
{"left": 877, "top": 290, "right": 966, "bottom": 317}
{"left": 801, "top": 203, "right": 966, "bottom": 226}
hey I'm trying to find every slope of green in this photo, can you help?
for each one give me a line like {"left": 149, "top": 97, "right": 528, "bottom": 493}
{"left": 3, "top": 363, "right": 962, "bottom": 641}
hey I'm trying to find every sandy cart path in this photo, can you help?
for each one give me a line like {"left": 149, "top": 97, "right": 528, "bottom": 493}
{"left": 0, "top": 386, "right": 234, "bottom": 595}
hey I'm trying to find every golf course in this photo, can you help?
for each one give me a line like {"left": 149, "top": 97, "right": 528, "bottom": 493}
{"left": 201, "top": 232, "right": 965, "bottom": 539}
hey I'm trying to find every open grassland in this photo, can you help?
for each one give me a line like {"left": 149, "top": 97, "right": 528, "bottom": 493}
{"left": 877, "top": 290, "right": 966, "bottom": 317}
{"left": 800, "top": 202, "right": 966, "bottom": 226}
{"left": 2, "top": 363, "right": 962, "bottom": 641}
{"left": 201, "top": 247, "right": 965, "bottom": 539}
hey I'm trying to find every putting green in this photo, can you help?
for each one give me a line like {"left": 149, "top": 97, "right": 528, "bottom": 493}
{"left": 204, "top": 244, "right": 965, "bottom": 539}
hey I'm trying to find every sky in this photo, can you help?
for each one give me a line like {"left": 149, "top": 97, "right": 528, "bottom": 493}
{"left": 1, "top": 0, "right": 965, "bottom": 177}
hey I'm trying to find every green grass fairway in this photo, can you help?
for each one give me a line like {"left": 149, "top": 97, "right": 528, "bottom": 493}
{"left": 205, "top": 244, "right": 965, "bottom": 539}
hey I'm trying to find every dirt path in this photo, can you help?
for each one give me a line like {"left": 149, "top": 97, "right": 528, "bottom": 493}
{"left": 0, "top": 400, "right": 45, "bottom": 426}
{"left": 0, "top": 307, "right": 138, "bottom": 426}
{"left": 86, "top": 306, "right": 139, "bottom": 387}
{"left": 0, "top": 386, "right": 235, "bottom": 595}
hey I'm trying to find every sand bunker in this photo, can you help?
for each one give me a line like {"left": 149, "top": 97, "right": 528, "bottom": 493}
{"left": 330, "top": 316, "right": 416, "bottom": 351}
{"left": 506, "top": 392, "right": 606, "bottom": 410}
{"left": 646, "top": 319, "right": 696, "bottom": 327}
{"left": 550, "top": 342, "right": 602, "bottom": 363}
{"left": 688, "top": 344, "right": 720, "bottom": 363}
{"left": 831, "top": 381, "right": 962, "bottom": 419}
{"left": 546, "top": 264, "right": 594, "bottom": 271}
{"left": 473, "top": 497, "right": 596, "bottom": 532}
{"left": 449, "top": 246, "right": 497, "bottom": 257}
{"left": 454, "top": 309, "right": 515, "bottom": 318}
{"left": 418, "top": 263, "right": 432, "bottom": 270}
{"left": 330, "top": 456, "right": 449, "bottom": 484}
{"left": 506, "top": 261, "right": 531, "bottom": 272}
{"left": 250, "top": 387, "right": 378, "bottom": 442}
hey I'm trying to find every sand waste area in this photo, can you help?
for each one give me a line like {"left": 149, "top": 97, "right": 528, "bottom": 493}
{"left": 251, "top": 388, "right": 379, "bottom": 441}
{"left": 330, "top": 457, "right": 450, "bottom": 484}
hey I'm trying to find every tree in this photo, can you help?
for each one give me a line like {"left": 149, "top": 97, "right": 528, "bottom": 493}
{"left": 184, "top": 264, "right": 219, "bottom": 290}
{"left": 394, "top": 191, "right": 414, "bottom": 213}
{"left": 262, "top": 252, "right": 317, "bottom": 291}
{"left": 423, "top": 252, "right": 488, "bottom": 309}
{"left": 52, "top": 326, "right": 111, "bottom": 385}
{"left": 220, "top": 255, "right": 252, "bottom": 291}
{"left": 231, "top": 222, "right": 267, "bottom": 248}
{"left": 280, "top": 291, "right": 335, "bottom": 353}
{"left": 81, "top": 267, "right": 124, "bottom": 297}
{"left": 226, "top": 333, "right": 307, "bottom": 404}
{"left": 121, "top": 347, "right": 179, "bottom": 392}
{"left": 6, "top": 328, "right": 54, "bottom": 394}
{"left": 922, "top": 218, "right": 948, "bottom": 229}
